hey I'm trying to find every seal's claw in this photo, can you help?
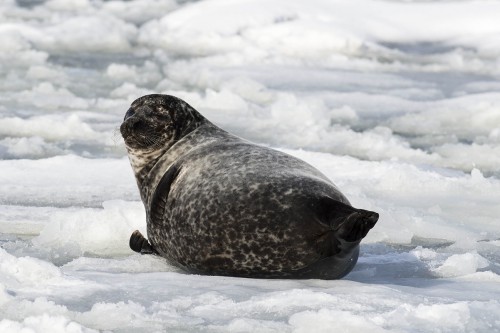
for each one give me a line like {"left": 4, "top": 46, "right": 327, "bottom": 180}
{"left": 129, "top": 230, "right": 158, "bottom": 255}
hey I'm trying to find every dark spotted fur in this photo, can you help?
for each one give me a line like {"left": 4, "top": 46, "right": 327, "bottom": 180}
{"left": 120, "top": 94, "right": 378, "bottom": 279}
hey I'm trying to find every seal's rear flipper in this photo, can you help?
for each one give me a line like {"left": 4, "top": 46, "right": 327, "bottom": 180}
{"left": 129, "top": 230, "right": 158, "bottom": 255}
{"left": 318, "top": 198, "right": 379, "bottom": 243}
{"left": 336, "top": 209, "right": 379, "bottom": 243}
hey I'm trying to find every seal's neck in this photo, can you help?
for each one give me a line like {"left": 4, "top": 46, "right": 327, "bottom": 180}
{"left": 127, "top": 117, "right": 209, "bottom": 186}
{"left": 141, "top": 123, "right": 227, "bottom": 204}
{"left": 127, "top": 146, "right": 169, "bottom": 187}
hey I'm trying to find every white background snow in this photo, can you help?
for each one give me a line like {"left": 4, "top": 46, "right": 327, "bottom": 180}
{"left": 0, "top": 0, "right": 499, "bottom": 332}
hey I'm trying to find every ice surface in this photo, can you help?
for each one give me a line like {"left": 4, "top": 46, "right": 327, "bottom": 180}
{"left": 0, "top": 0, "right": 499, "bottom": 332}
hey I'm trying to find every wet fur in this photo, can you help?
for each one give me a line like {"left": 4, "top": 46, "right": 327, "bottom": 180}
{"left": 121, "top": 94, "right": 378, "bottom": 279}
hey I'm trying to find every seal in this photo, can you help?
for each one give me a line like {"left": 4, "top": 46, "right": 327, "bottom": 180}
{"left": 120, "top": 94, "right": 378, "bottom": 279}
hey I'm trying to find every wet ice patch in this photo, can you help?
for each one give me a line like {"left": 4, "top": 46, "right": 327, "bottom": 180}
{"left": 0, "top": 248, "right": 62, "bottom": 287}
{"left": 385, "top": 302, "right": 471, "bottom": 332}
{"left": 0, "top": 156, "right": 138, "bottom": 207}
{"left": 24, "top": 15, "right": 137, "bottom": 53}
{"left": 76, "top": 301, "right": 147, "bottom": 331}
{"left": 289, "top": 309, "right": 387, "bottom": 333}
{"left": 434, "top": 252, "right": 489, "bottom": 278}
{"left": 44, "top": 0, "right": 93, "bottom": 11}
{"left": 0, "top": 136, "right": 64, "bottom": 159}
{"left": 101, "top": 0, "right": 178, "bottom": 25}
{"left": 0, "top": 29, "right": 49, "bottom": 68}
{"left": 105, "top": 61, "right": 162, "bottom": 87}
{"left": 62, "top": 255, "right": 176, "bottom": 274}
{"left": 10, "top": 82, "right": 90, "bottom": 110}
{"left": 0, "top": 314, "right": 97, "bottom": 333}
{"left": 0, "top": 114, "right": 100, "bottom": 141}
{"left": 32, "top": 200, "right": 145, "bottom": 260}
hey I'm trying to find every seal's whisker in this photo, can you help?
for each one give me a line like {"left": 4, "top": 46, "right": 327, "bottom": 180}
{"left": 138, "top": 132, "right": 165, "bottom": 149}
{"left": 135, "top": 135, "right": 163, "bottom": 150}
{"left": 112, "top": 126, "right": 124, "bottom": 146}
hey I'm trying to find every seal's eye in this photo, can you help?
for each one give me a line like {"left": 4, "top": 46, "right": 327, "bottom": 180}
{"left": 124, "top": 108, "right": 135, "bottom": 120}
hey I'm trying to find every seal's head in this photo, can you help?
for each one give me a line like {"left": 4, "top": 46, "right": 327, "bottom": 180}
{"left": 120, "top": 94, "right": 205, "bottom": 175}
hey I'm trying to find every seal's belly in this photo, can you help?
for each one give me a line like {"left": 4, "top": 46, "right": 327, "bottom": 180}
{"left": 148, "top": 164, "right": 338, "bottom": 276}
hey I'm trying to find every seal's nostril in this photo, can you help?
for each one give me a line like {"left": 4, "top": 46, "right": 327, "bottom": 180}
{"left": 131, "top": 119, "right": 143, "bottom": 131}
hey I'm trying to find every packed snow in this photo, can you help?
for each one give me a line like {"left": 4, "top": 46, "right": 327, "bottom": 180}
{"left": 0, "top": 0, "right": 499, "bottom": 332}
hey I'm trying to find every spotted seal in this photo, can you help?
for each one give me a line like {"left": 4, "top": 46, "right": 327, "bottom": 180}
{"left": 120, "top": 94, "right": 378, "bottom": 279}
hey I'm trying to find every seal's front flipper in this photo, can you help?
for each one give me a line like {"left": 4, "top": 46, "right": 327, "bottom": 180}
{"left": 129, "top": 230, "right": 158, "bottom": 255}
{"left": 336, "top": 209, "right": 379, "bottom": 243}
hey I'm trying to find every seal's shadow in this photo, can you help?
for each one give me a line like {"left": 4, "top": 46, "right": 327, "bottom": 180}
{"left": 346, "top": 238, "right": 454, "bottom": 287}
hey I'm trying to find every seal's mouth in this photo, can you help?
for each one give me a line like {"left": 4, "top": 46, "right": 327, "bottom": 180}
{"left": 120, "top": 115, "right": 165, "bottom": 150}
{"left": 120, "top": 118, "right": 131, "bottom": 137}
{"left": 120, "top": 104, "right": 152, "bottom": 141}
{"left": 120, "top": 116, "right": 141, "bottom": 147}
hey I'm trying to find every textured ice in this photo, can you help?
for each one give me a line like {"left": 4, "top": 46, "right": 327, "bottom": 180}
{"left": 0, "top": 0, "right": 499, "bottom": 332}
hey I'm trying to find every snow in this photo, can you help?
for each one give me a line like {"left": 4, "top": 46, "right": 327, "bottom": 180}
{"left": 0, "top": 0, "right": 499, "bottom": 332}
